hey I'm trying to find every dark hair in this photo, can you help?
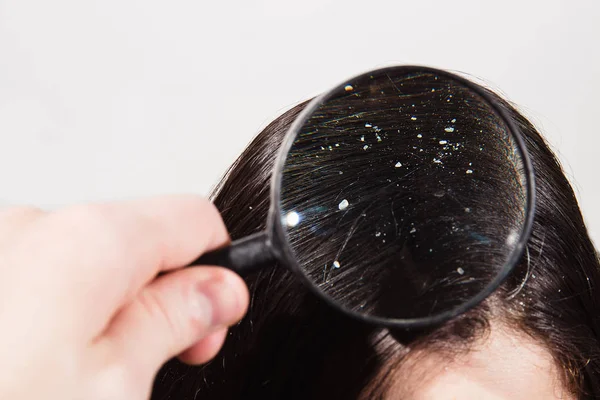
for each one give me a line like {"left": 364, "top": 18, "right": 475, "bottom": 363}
{"left": 152, "top": 82, "right": 600, "bottom": 399}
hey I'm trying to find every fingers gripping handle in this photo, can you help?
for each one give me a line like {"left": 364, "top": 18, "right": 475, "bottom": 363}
{"left": 189, "top": 232, "right": 275, "bottom": 276}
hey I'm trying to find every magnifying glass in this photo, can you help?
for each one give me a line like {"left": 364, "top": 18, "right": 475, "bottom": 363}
{"left": 191, "top": 65, "right": 535, "bottom": 329}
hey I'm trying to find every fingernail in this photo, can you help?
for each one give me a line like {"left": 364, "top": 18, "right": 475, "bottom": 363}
{"left": 193, "top": 276, "right": 241, "bottom": 327}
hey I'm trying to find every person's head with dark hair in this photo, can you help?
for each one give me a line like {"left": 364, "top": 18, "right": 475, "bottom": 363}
{"left": 152, "top": 73, "right": 600, "bottom": 399}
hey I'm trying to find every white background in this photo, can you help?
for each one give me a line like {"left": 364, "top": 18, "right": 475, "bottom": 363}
{"left": 0, "top": 0, "right": 599, "bottom": 244}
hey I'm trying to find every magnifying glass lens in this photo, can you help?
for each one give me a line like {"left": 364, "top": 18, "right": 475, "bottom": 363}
{"left": 279, "top": 70, "right": 529, "bottom": 322}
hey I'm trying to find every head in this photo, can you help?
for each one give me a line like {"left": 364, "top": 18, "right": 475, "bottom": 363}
{"left": 152, "top": 77, "right": 600, "bottom": 399}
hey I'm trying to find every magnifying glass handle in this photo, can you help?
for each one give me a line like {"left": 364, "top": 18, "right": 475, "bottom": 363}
{"left": 189, "top": 231, "right": 275, "bottom": 276}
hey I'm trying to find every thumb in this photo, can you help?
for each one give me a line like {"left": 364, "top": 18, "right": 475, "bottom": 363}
{"left": 101, "top": 267, "right": 248, "bottom": 379}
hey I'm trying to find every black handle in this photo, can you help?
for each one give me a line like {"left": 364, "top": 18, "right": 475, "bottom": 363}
{"left": 188, "top": 231, "right": 275, "bottom": 276}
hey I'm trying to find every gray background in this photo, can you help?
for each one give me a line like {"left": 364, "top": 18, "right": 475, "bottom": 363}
{"left": 0, "top": 0, "right": 599, "bottom": 245}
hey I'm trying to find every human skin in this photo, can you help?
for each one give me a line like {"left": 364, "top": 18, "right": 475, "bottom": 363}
{"left": 0, "top": 195, "right": 574, "bottom": 400}
{"left": 385, "top": 321, "right": 573, "bottom": 399}
{"left": 0, "top": 195, "right": 249, "bottom": 400}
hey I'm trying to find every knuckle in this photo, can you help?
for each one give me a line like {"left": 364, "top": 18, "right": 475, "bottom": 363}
{"left": 192, "top": 196, "right": 219, "bottom": 219}
{"left": 199, "top": 200, "right": 229, "bottom": 237}
{"left": 34, "top": 204, "right": 132, "bottom": 269}
{"left": 57, "top": 204, "right": 114, "bottom": 228}
{"left": 188, "top": 197, "right": 221, "bottom": 225}
{"left": 0, "top": 206, "right": 47, "bottom": 246}
{"left": 52, "top": 204, "right": 122, "bottom": 245}
{"left": 0, "top": 205, "right": 45, "bottom": 225}
{"left": 4, "top": 205, "right": 45, "bottom": 217}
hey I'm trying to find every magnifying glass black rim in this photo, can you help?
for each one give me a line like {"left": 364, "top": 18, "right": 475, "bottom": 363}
{"left": 267, "top": 65, "right": 536, "bottom": 329}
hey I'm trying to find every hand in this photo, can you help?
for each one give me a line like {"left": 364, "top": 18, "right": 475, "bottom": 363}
{"left": 0, "top": 195, "right": 249, "bottom": 400}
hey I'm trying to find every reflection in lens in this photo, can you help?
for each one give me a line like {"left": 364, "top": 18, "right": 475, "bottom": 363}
{"left": 278, "top": 68, "right": 530, "bottom": 322}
